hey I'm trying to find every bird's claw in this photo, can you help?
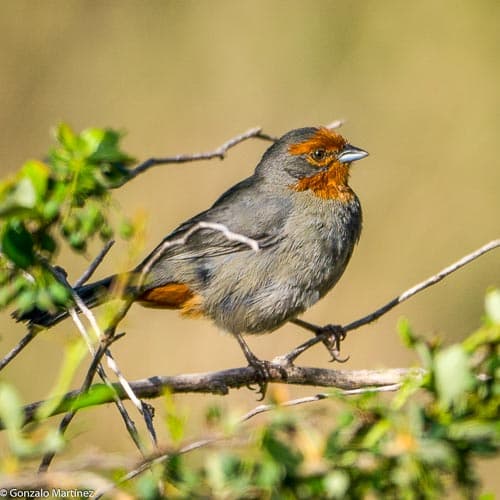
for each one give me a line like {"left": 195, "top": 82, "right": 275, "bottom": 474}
{"left": 245, "top": 357, "right": 287, "bottom": 400}
{"left": 317, "top": 324, "right": 349, "bottom": 363}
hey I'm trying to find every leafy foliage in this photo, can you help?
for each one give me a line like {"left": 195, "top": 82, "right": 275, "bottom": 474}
{"left": 0, "top": 124, "right": 134, "bottom": 315}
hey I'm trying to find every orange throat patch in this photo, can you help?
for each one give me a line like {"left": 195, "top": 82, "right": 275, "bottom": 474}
{"left": 291, "top": 163, "right": 354, "bottom": 201}
{"left": 288, "top": 127, "right": 355, "bottom": 201}
{"left": 138, "top": 282, "right": 203, "bottom": 317}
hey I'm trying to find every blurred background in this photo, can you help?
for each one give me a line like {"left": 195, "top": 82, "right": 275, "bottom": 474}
{"left": 0, "top": 0, "right": 498, "bottom": 487}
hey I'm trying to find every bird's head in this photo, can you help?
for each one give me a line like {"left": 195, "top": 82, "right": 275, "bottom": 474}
{"left": 256, "top": 127, "right": 368, "bottom": 200}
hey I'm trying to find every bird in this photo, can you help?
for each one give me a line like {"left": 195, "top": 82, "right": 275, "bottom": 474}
{"left": 18, "top": 126, "right": 368, "bottom": 375}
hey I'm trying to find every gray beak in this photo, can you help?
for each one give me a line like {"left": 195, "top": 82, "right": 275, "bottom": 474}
{"left": 338, "top": 144, "right": 369, "bottom": 164}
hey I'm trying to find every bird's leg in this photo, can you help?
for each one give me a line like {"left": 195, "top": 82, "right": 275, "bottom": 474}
{"left": 234, "top": 333, "right": 270, "bottom": 399}
{"left": 234, "top": 333, "right": 293, "bottom": 400}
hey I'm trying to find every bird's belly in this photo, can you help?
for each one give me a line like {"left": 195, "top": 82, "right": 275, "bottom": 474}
{"left": 201, "top": 236, "right": 351, "bottom": 335}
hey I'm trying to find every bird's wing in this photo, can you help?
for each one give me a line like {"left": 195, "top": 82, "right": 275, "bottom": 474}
{"left": 138, "top": 176, "right": 290, "bottom": 266}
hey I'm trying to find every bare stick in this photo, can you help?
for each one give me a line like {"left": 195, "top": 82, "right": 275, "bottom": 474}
{"left": 127, "top": 127, "right": 276, "bottom": 180}
{"left": 11, "top": 366, "right": 422, "bottom": 429}
{"left": 326, "top": 119, "right": 345, "bottom": 129}
{"left": 74, "top": 240, "right": 115, "bottom": 287}
{"left": 0, "top": 328, "right": 37, "bottom": 372}
{"left": 288, "top": 239, "right": 500, "bottom": 361}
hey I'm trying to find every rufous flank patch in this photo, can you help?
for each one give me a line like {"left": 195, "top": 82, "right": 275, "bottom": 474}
{"left": 139, "top": 282, "right": 197, "bottom": 309}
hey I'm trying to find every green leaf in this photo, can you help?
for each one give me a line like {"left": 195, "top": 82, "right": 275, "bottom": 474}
{"left": 119, "top": 218, "right": 135, "bottom": 239}
{"left": 40, "top": 233, "right": 57, "bottom": 254}
{"left": 448, "top": 420, "right": 499, "bottom": 443}
{"left": 417, "top": 439, "right": 454, "bottom": 466}
{"left": 12, "top": 177, "right": 36, "bottom": 208}
{"left": 55, "top": 123, "right": 77, "bottom": 150}
{"left": 434, "top": 345, "right": 473, "bottom": 408}
{"left": 1, "top": 221, "right": 35, "bottom": 268}
{"left": 82, "top": 128, "right": 132, "bottom": 164}
{"left": 361, "top": 419, "right": 391, "bottom": 448}
{"left": 164, "top": 391, "right": 185, "bottom": 443}
{"left": 262, "top": 429, "right": 302, "bottom": 472}
{"left": 398, "top": 317, "right": 417, "bottom": 347}
{"left": 255, "top": 456, "right": 282, "bottom": 488}
{"left": 14, "top": 289, "right": 37, "bottom": 314}
{"left": 323, "top": 470, "right": 350, "bottom": 498}
{"left": 21, "top": 160, "right": 50, "bottom": 200}
{"left": 68, "top": 232, "right": 86, "bottom": 251}
{"left": 0, "top": 383, "right": 24, "bottom": 430}
{"left": 49, "top": 280, "right": 71, "bottom": 306}
{"left": 99, "top": 223, "right": 113, "bottom": 240}
{"left": 485, "top": 288, "right": 500, "bottom": 325}
{"left": 42, "top": 199, "right": 60, "bottom": 221}
{"left": 136, "top": 475, "right": 160, "bottom": 500}
{"left": 35, "top": 339, "right": 88, "bottom": 420}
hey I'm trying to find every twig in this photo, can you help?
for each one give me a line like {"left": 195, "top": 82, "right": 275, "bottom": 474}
{"left": 326, "top": 119, "right": 345, "bottom": 130}
{"left": 127, "top": 127, "right": 276, "bottom": 180}
{"left": 288, "top": 239, "right": 500, "bottom": 361}
{"left": 75, "top": 240, "right": 115, "bottom": 287}
{"left": 0, "top": 328, "right": 37, "bottom": 371}
{"left": 10, "top": 366, "right": 422, "bottom": 429}
{"left": 240, "top": 383, "right": 402, "bottom": 422}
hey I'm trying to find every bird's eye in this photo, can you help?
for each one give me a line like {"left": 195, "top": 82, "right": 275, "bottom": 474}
{"left": 311, "top": 149, "right": 326, "bottom": 161}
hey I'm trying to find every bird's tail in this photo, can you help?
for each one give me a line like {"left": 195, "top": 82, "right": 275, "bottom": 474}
{"left": 15, "top": 275, "right": 118, "bottom": 329}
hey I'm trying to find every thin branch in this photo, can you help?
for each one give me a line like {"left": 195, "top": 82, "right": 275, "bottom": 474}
{"left": 240, "top": 384, "right": 403, "bottom": 422}
{"left": 288, "top": 239, "right": 500, "bottom": 360}
{"left": 326, "top": 119, "right": 345, "bottom": 129}
{"left": 74, "top": 239, "right": 115, "bottom": 287}
{"left": 127, "top": 127, "right": 276, "bottom": 180}
{"left": 0, "top": 328, "right": 37, "bottom": 371}
{"left": 65, "top": 277, "right": 156, "bottom": 449}
{"left": 10, "top": 366, "right": 422, "bottom": 430}
{"left": 346, "top": 238, "right": 500, "bottom": 332}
